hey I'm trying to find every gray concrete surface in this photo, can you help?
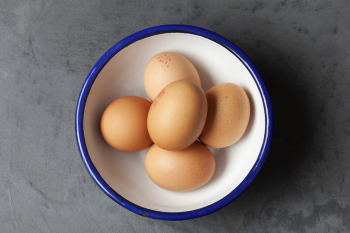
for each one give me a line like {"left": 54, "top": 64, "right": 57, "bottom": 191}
{"left": 1, "top": 0, "right": 350, "bottom": 232}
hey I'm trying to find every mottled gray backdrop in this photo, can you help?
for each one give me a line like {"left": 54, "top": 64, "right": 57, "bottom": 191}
{"left": 0, "top": 0, "right": 349, "bottom": 232}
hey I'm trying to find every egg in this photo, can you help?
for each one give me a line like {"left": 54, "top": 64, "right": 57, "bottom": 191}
{"left": 143, "top": 52, "right": 201, "bottom": 101}
{"left": 199, "top": 83, "right": 250, "bottom": 148}
{"left": 145, "top": 141, "right": 215, "bottom": 192}
{"left": 147, "top": 80, "right": 207, "bottom": 151}
{"left": 100, "top": 96, "right": 152, "bottom": 152}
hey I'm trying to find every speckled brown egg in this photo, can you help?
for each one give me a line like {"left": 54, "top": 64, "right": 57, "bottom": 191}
{"left": 143, "top": 52, "right": 201, "bottom": 101}
{"left": 145, "top": 141, "right": 215, "bottom": 192}
{"left": 199, "top": 83, "right": 250, "bottom": 148}
{"left": 100, "top": 96, "right": 152, "bottom": 152}
{"left": 147, "top": 80, "right": 207, "bottom": 151}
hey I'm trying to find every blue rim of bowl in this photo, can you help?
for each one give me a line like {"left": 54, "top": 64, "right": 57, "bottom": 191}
{"left": 75, "top": 24, "right": 273, "bottom": 221}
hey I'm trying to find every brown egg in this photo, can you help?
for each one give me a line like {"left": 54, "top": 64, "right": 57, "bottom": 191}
{"left": 199, "top": 83, "right": 250, "bottom": 148}
{"left": 143, "top": 52, "right": 201, "bottom": 101}
{"left": 145, "top": 141, "right": 215, "bottom": 192}
{"left": 100, "top": 96, "right": 152, "bottom": 152}
{"left": 147, "top": 80, "right": 207, "bottom": 151}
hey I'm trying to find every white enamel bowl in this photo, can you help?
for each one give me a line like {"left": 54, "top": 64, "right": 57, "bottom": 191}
{"left": 76, "top": 25, "right": 273, "bottom": 220}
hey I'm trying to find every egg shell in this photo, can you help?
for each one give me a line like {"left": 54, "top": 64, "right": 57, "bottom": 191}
{"left": 145, "top": 141, "right": 215, "bottom": 192}
{"left": 147, "top": 80, "right": 207, "bottom": 151}
{"left": 199, "top": 83, "right": 250, "bottom": 148}
{"left": 100, "top": 96, "right": 152, "bottom": 152}
{"left": 143, "top": 52, "right": 201, "bottom": 101}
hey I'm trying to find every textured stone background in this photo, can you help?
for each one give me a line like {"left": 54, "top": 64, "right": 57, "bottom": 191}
{"left": 1, "top": 0, "right": 349, "bottom": 232}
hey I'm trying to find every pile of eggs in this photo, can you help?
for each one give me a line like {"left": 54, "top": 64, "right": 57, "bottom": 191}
{"left": 100, "top": 52, "right": 250, "bottom": 192}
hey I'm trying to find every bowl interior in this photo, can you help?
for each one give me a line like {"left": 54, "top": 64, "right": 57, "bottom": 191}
{"left": 83, "top": 33, "right": 265, "bottom": 212}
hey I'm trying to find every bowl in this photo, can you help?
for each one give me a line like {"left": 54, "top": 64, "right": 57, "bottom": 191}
{"left": 75, "top": 25, "right": 273, "bottom": 220}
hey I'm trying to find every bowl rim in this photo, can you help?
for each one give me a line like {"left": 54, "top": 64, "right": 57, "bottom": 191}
{"left": 75, "top": 24, "right": 273, "bottom": 221}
